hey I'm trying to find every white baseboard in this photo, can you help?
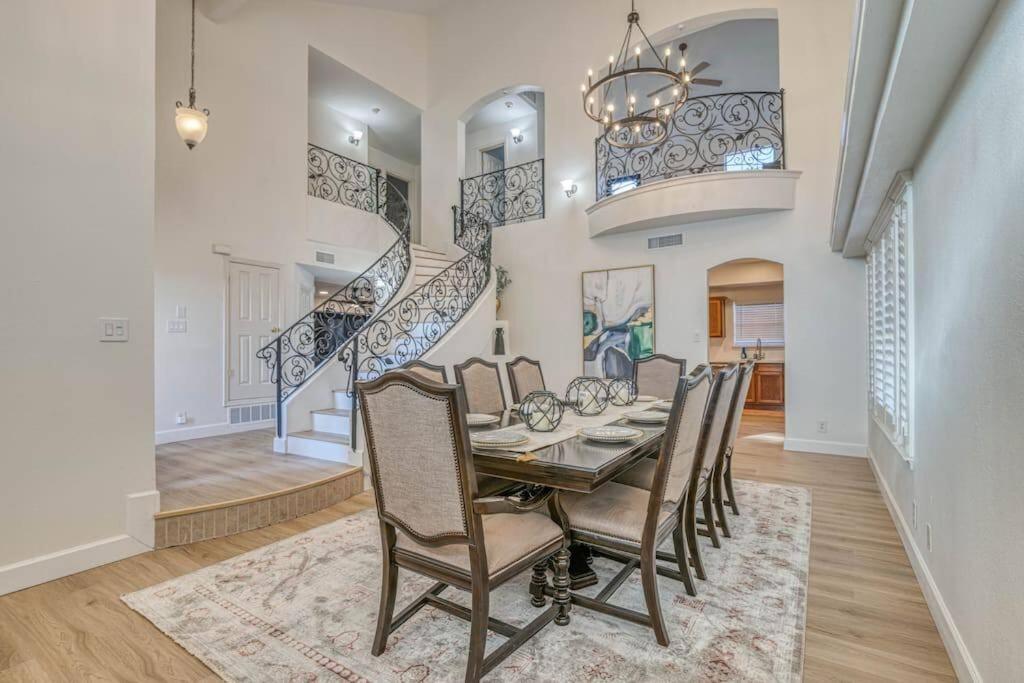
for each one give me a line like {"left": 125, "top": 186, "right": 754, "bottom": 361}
{"left": 783, "top": 437, "right": 867, "bottom": 457}
{"left": 0, "top": 534, "right": 148, "bottom": 596}
{"left": 155, "top": 419, "right": 274, "bottom": 445}
{"left": 868, "top": 451, "right": 981, "bottom": 682}
{"left": 126, "top": 490, "right": 160, "bottom": 546}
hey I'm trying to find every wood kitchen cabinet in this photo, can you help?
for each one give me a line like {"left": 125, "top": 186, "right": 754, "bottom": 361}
{"left": 711, "top": 361, "right": 784, "bottom": 410}
{"left": 708, "top": 296, "right": 726, "bottom": 338}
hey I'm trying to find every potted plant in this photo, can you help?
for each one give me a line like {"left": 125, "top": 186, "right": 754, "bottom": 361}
{"left": 495, "top": 265, "right": 511, "bottom": 314}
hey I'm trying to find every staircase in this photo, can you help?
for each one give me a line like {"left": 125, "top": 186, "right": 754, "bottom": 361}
{"left": 283, "top": 244, "right": 460, "bottom": 461}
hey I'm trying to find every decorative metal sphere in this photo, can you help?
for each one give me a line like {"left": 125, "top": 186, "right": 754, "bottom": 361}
{"left": 565, "top": 376, "right": 610, "bottom": 416}
{"left": 606, "top": 378, "right": 638, "bottom": 406}
{"left": 519, "top": 391, "right": 564, "bottom": 432}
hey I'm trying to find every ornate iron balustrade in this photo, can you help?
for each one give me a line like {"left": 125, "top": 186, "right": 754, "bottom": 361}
{"left": 339, "top": 207, "right": 492, "bottom": 386}
{"left": 595, "top": 91, "right": 785, "bottom": 200}
{"left": 307, "top": 143, "right": 380, "bottom": 213}
{"left": 257, "top": 145, "right": 412, "bottom": 437}
{"left": 460, "top": 158, "right": 544, "bottom": 227}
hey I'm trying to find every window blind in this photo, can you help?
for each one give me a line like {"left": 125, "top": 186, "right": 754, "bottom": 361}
{"left": 734, "top": 303, "right": 784, "bottom": 346}
{"left": 866, "top": 178, "right": 912, "bottom": 458}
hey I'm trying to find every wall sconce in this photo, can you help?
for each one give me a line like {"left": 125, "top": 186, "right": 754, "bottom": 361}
{"left": 562, "top": 179, "right": 579, "bottom": 198}
{"left": 348, "top": 130, "right": 363, "bottom": 146}
{"left": 510, "top": 127, "right": 524, "bottom": 144}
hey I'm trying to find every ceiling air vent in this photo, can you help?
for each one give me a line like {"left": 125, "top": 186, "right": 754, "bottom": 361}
{"left": 647, "top": 233, "right": 684, "bottom": 250}
{"left": 315, "top": 250, "right": 336, "bottom": 264}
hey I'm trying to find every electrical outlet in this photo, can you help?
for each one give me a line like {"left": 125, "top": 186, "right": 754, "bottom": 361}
{"left": 912, "top": 500, "right": 918, "bottom": 530}
{"left": 692, "top": 331, "right": 702, "bottom": 343}
{"left": 926, "top": 523, "right": 933, "bottom": 552}
{"left": 176, "top": 411, "right": 188, "bottom": 425}
{"left": 816, "top": 420, "right": 828, "bottom": 434}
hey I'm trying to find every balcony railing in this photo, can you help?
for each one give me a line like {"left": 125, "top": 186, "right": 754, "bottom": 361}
{"left": 307, "top": 143, "right": 381, "bottom": 215}
{"left": 595, "top": 91, "right": 785, "bottom": 201}
{"left": 460, "top": 158, "right": 544, "bottom": 227}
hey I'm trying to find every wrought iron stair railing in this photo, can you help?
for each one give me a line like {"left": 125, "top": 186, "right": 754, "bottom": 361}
{"left": 340, "top": 207, "right": 493, "bottom": 445}
{"left": 459, "top": 158, "right": 544, "bottom": 227}
{"left": 595, "top": 90, "right": 785, "bottom": 201}
{"left": 257, "top": 144, "right": 412, "bottom": 438}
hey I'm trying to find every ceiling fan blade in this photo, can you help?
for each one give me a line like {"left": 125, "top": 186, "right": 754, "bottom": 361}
{"left": 691, "top": 78, "right": 723, "bottom": 87}
{"left": 688, "top": 61, "right": 711, "bottom": 77}
{"left": 646, "top": 82, "right": 677, "bottom": 98}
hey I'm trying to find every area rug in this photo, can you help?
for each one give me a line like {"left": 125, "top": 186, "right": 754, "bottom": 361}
{"left": 123, "top": 480, "right": 810, "bottom": 681}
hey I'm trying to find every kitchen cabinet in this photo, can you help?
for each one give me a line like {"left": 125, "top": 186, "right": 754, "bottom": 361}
{"left": 708, "top": 296, "right": 726, "bottom": 338}
{"left": 710, "top": 361, "right": 784, "bottom": 410}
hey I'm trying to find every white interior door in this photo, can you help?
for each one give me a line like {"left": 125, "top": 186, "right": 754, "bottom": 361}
{"left": 228, "top": 261, "right": 280, "bottom": 403}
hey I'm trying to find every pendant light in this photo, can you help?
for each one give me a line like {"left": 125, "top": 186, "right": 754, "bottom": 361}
{"left": 175, "top": 0, "right": 210, "bottom": 150}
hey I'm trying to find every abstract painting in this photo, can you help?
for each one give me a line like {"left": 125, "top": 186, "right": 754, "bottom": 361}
{"left": 582, "top": 265, "right": 655, "bottom": 378}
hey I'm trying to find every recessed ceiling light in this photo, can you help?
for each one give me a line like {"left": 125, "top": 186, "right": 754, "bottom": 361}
{"left": 505, "top": 101, "right": 514, "bottom": 109}
{"left": 371, "top": 107, "right": 381, "bottom": 114}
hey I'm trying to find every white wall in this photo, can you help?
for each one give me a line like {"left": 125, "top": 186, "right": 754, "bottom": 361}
{"left": 369, "top": 146, "right": 422, "bottom": 243}
{"left": 309, "top": 98, "right": 368, "bottom": 163}
{"left": 422, "top": 0, "right": 866, "bottom": 454}
{"left": 869, "top": 0, "right": 1024, "bottom": 677}
{"left": 464, "top": 112, "right": 539, "bottom": 178}
{"left": 155, "top": 0, "right": 429, "bottom": 440}
{"left": 0, "top": 0, "right": 156, "bottom": 591}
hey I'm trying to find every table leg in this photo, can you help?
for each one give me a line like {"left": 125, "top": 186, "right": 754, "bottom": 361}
{"left": 553, "top": 548, "right": 571, "bottom": 626}
{"left": 529, "top": 560, "right": 548, "bottom": 607}
{"left": 567, "top": 542, "right": 598, "bottom": 589}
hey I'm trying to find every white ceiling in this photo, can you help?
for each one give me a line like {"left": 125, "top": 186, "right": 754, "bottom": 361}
{"left": 308, "top": 47, "right": 422, "bottom": 164}
{"left": 314, "top": 0, "right": 451, "bottom": 16}
{"left": 465, "top": 93, "right": 540, "bottom": 133}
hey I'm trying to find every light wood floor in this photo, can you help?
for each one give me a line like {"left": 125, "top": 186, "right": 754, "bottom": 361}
{"left": 0, "top": 413, "right": 955, "bottom": 681}
{"left": 156, "top": 428, "right": 349, "bottom": 511}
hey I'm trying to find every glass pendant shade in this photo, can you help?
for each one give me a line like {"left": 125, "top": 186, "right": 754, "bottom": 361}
{"left": 175, "top": 106, "right": 209, "bottom": 149}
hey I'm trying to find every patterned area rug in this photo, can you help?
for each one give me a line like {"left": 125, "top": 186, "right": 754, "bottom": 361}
{"left": 123, "top": 480, "right": 810, "bottom": 681}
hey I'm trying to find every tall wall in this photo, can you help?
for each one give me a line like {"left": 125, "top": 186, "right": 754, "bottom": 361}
{"left": 154, "top": 0, "right": 429, "bottom": 440}
{"left": 0, "top": 0, "right": 156, "bottom": 591}
{"left": 869, "top": 0, "right": 1024, "bottom": 677}
{"left": 422, "top": 0, "right": 866, "bottom": 454}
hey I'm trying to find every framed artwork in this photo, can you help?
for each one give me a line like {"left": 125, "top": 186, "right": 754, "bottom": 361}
{"left": 582, "top": 265, "right": 655, "bottom": 378}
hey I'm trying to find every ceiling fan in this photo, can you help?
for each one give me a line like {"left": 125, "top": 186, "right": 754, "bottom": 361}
{"left": 647, "top": 43, "right": 723, "bottom": 98}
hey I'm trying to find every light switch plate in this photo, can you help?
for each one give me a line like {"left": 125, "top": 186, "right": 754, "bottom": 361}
{"left": 99, "top": 318, "right": 129, "bottom": 342}
{"left": 167, "top": 319, "right": 188, "bottom": 333}
{"left": 175, "top": 304, "right": 187, "bottom": 319}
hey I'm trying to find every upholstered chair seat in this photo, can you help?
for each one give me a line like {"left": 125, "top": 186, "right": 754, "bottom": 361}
{"left": 454, "top": 357, "right": 507, "bottom": 414}
{"left": 396, "top": 512, "right": 563, "bottom": 577}
{"left": 401, "top": 359, "right": 448, "bottom": 383}
{"left": 505, "top": 356, "right": 546, "bottom": 403}
{"left": 633, "top": 354, "right": 687, "bottom": 400}
{"left": 561, "top": 482, "right": 672, "bottom": 545}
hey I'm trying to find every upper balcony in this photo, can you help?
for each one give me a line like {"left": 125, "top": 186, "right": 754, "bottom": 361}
{"left": 586, "top": 91, "right": 800, "bottom": 238}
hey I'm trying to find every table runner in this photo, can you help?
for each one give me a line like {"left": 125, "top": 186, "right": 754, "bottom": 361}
{"left": 491, "top": 402, "right": 665, "bottom": 453}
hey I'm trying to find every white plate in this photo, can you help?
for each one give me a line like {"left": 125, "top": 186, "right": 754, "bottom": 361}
{"left": 635, "top": 395, "right": 659, "bottom": 402}
{"left": 652, "top": 399, "right": 673, "bottom": 412}
{"left": 624, "top": 410, "right": 669, "bottom": 424}
{"left": 578, "top": 425, "right": 644, "bottom": 443}
{"left": 470, "top": 430, "right": 528, "bottom": 449}
{"left": 466, "top": 413, "right": 500, "bottom": 426}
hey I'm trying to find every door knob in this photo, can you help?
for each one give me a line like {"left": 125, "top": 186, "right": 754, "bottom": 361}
{"left": 271, "top": 326, "right": 281, "bottom": 333}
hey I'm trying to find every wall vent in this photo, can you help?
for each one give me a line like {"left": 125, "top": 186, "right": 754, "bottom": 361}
{"left": 230, "top": 403, "right": 276, "bottom": 425}
{"left": 315, "top": 250, "right": 336, "bottom": 264}
{"left": 647, "top": 233, "right": 684, "bottom": 249}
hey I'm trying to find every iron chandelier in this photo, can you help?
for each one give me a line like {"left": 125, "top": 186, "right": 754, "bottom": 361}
{"left": 581, "top": 1, "right": 694, "bottom": 149}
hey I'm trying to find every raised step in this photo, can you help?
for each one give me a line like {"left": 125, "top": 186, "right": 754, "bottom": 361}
{"left": 411, "top": 244, "right": 448, "bottom": 258}
{"left": 311, "top": 408, "right": 351, "bottom": 435}
{"left": 287, "top": 430, "right": 355, "bottom": 463}
{"left": 333, "top": 390, "right": 353, "bottom": 410}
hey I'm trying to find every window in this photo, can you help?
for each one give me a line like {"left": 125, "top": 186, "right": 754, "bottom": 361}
{"left": 866, "top": 174, "right": 912, "bottom": 460}
{"left": 725, "top": 146, "right": 776, "bottom": 171}
{"left": 733, "top": 303, "right": 784, "bottom": 346}
{"left": 607, "top": 173, "right": 640, "bottom": 196}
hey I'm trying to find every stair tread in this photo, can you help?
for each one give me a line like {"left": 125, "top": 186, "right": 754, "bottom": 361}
{"left": 311, "top": 408, "right": 351, "bottom": 416}
{"left": 411, "top": 244, "right": 447, "bottom": 256}
{"left": 290, "top": 430, "right": 351, "bottom": 444}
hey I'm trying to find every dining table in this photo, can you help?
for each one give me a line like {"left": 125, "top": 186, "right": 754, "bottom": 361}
{"left": 467, "top": 401, "right": 670, "bottom": 623}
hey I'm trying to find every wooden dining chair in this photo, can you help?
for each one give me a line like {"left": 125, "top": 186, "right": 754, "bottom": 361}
{"left": 454, "top": 357, "right": 507, "bottom": 414}
{"left": 401, "top": 359, "right": 448, "bottom": 383}
{"left": 556, "top": 365, "right": 721, "bottom": 645}
{"left": 632, "top": 353, "right": 687, "bottom": 399}
{"left": 715, "top": 361, "right": 756, "bottom": 528}
{"left": 613, "top": 364, "right": 740, "bottom": 578}
{"left": 356, "top": 371, "right": 567, "bottom": 682}
{"left": 505, "top": 355, "right": 546, "bottom": 403}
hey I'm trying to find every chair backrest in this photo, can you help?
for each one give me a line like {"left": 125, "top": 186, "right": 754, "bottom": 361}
{"left": 356, "top": 371, "right": 479, "bottom": 545}
{"left": 698, "top": 363, "right": 741, "bottom": 483}
{"left": 505, "top": 356, "right": 545, "bottom": 403}
{"left": 633, "top": 354, "right": 687, "bottom": 399}
{"left": 402, "top": 359, "right": 448, "bottom": 383}
{"left": 454, "top": 357, "right": 507, "bottom": 414}
{"left": 722, "top": 361, "right": 755, "bottom": 457}
{"left": 649, "top": 365, "right": 717, "bottom": 507}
